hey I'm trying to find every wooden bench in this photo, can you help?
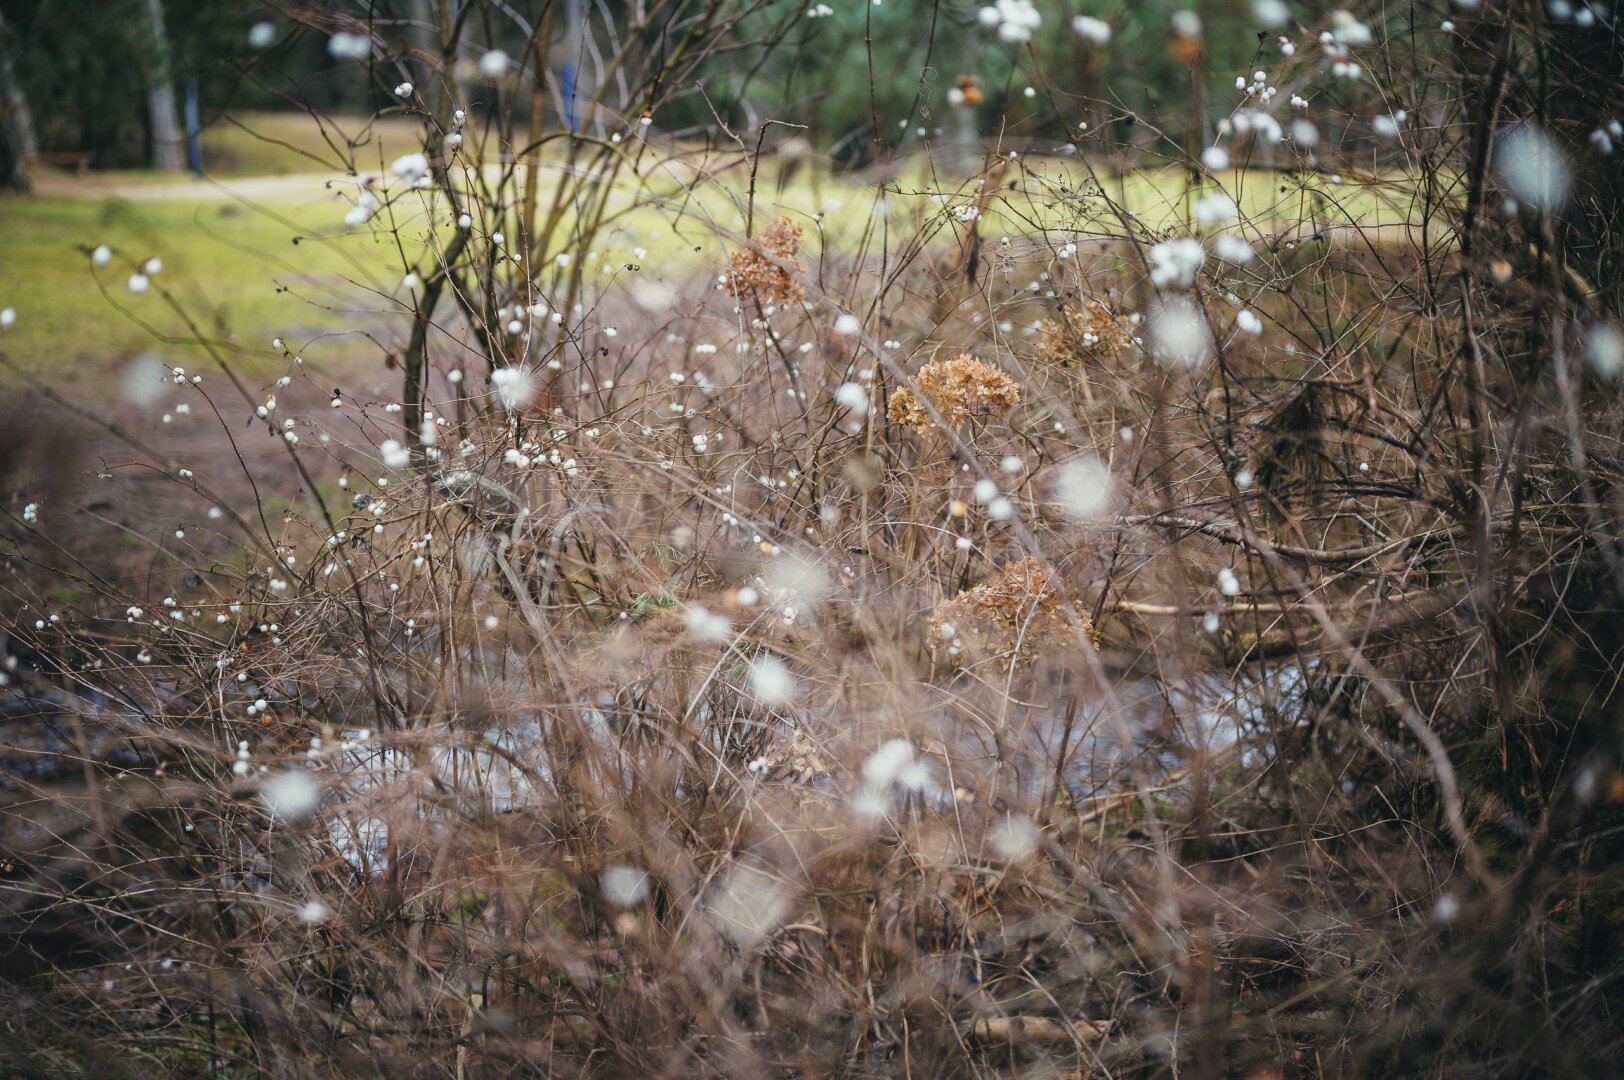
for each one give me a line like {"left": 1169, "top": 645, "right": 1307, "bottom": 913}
{"left": 31, "top": 151, "right": 93, "bottom": 176}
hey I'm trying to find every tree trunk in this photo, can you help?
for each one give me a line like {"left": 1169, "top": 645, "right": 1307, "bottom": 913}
{"left": 141, "top": 0, "right": 185, "bottom": 172}
{"left": 0, "top": 14, "right": 37, "bottom": 191}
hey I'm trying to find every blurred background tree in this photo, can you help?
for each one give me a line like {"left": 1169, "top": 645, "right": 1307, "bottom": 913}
{"left": 2, "top": 0, "right": 259, "bottom": 168}
{"left": 705, "top": 0, "right": 1270, "bottom": 165}
{"left": 0, "top": 0, "right": 1347, "bottom": 173}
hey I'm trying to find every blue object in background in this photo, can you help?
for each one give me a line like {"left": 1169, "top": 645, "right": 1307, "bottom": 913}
{"left": 183, "top": 80, "right": 201, "bottom": 178}
{"left": 560, "top": 61, "right": 578, "bottom": 132}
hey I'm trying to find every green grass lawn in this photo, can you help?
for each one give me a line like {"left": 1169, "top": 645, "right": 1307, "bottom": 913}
{"left": 0, "top": 112, "right": 1445, "bottom": 383}
{"left": 0, "top": 193, "right": 419, "bottom": 377}
{"left": 200, "top": 110, "right": 424, "bottom": 177}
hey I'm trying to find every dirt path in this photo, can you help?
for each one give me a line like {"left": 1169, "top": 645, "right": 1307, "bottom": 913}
{"left": 0, "top": 376, "right": 341, "bottom": 603}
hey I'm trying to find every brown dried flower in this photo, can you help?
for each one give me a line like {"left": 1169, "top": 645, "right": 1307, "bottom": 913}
{"left": 724, "top": 217, "right": 805, "bottom": 305}
{"left": 927, "top": 558, "right": 1094, "bottom": 668}
{"left": 1036, "top": 299, "right": 1134, "bottom": 365}
{"left": 748, "top": 726, "right": 831, "bottom": 784}
{"left": 887, "top": 353, "right": 1021, "bottom": 434}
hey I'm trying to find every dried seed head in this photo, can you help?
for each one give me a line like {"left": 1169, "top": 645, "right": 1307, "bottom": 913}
{"left": 724, "top": 217, "right": 806, "bottom": 304}
{"left": 927, "top": 558, "right": 1093, "bottom": 667}
{"left": 1036, "top": 299, "right": 1134, "bottom": 364}
{"left": 887, "top": 353, "right": 1020, "bottom": 434}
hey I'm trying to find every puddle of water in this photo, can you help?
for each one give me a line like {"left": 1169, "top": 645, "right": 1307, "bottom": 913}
{"left": 3, "top": 662, "right": 1316, "bottom": 874}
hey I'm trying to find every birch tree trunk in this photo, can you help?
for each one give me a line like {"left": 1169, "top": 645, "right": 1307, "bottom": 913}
{"left": 0, "top": 14, "right": 37, "bottom": 190}
{"left": 141, "top": 0, "right": 185, "bottom": 172}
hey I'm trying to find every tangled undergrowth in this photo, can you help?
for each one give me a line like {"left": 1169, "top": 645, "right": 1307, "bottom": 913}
{"left": 3, "top": 2, "right": 1624, "bottom": 1078}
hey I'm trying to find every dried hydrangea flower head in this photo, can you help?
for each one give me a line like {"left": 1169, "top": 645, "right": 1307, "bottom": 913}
{"left": 927, "top": 558, "right": 1094, "bottom": 667}
{"left": 747, "top": 726, "right": 831, "bottom": 784}
{"left": 724, "top": 217, "right": 805, "bottom": 304}
{"left": 887, "top": 353, "right": 1021, "bottom": 434}
{"left": 1036, "top": 299, "right": 1134, "bottom": 364}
